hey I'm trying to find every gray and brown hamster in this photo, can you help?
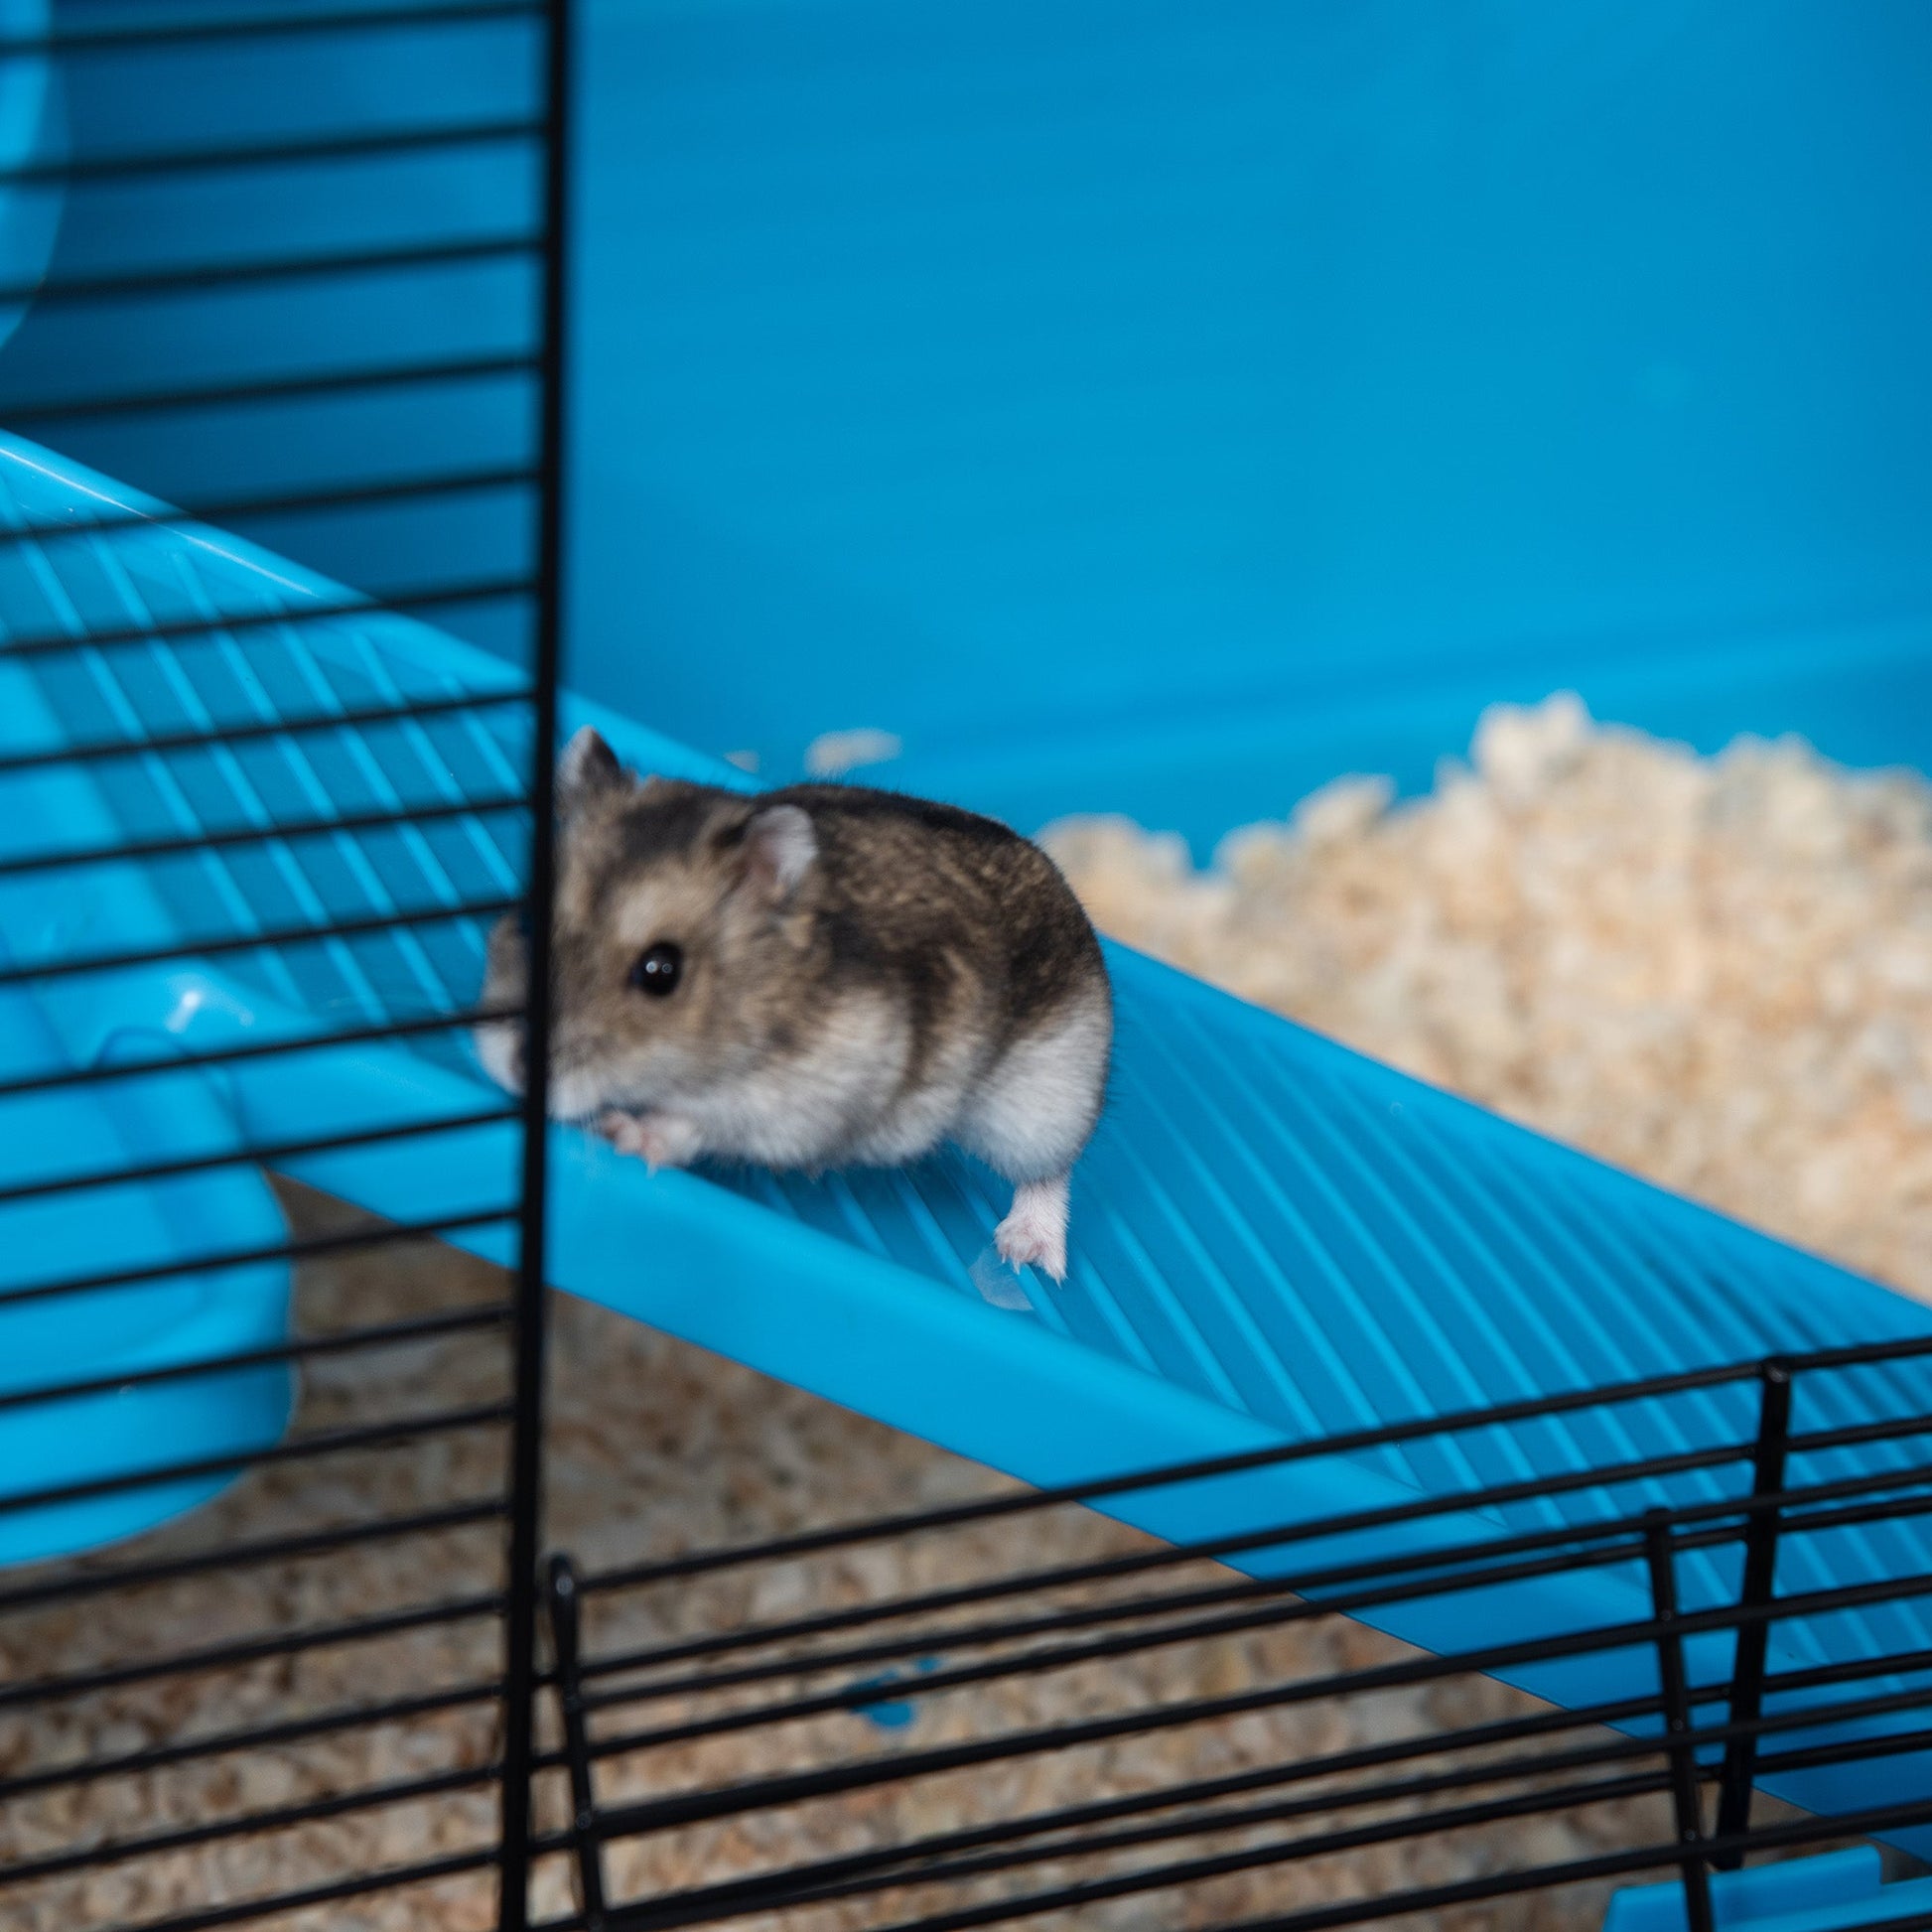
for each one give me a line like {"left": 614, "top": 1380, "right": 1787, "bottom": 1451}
{"left": 476, "top": 727, "right": 1112, "bottom": 1280}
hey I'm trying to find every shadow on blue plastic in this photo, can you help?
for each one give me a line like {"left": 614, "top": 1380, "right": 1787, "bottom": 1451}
{"left": 0, "top": 0, "right": 62, "bottom": 356}
{"left": 0, "top": 984, "right": 292, "bottom": 1568}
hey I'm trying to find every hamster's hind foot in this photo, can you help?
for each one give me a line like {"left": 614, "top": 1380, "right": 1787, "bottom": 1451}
{"left": 598, "top": 1109, "right": 702, "bottom": 1172}
{"left": 995, "top": 1173, "right": 1071, "bottom": 1283}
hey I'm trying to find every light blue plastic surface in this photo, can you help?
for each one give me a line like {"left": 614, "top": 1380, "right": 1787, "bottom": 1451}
{"left": 4, "top": 436, "right": 1932, "bottom": 1852}
{"left": 567, "top": 0, "right": 1932, "bottom": 853}
{"left": 1602, "top": 1850, "right": 1881, "bottom": 1932}
{"left": 0, "top": 441, "right": 293, "bottom": 1561}
{"left": 18, "top": 1, "right": 1932, "bottom": 851}
{"left": 0, "top": 980, "right": 293, "bottom": 1565}
{"left": 1601, "top": 1853, "right": 1932, "bottom": 1932}
{"left": 1754, "top": 1878, "right": 1932, "bottom": 1932}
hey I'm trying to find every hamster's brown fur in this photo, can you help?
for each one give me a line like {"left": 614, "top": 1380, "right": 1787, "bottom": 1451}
{"left": 477, "top": 728, "right": 1112, "bottom": 1279}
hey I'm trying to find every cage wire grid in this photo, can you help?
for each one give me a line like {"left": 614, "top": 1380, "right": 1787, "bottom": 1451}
{"left": 0, "top": 0, "right": 566, "bottom": 1927}
{"left": 525, "top": 1345, "right": 1932, "bottom": 1932}
{"left": 4, "top": 5, "right": 1932, "bottom": 1932}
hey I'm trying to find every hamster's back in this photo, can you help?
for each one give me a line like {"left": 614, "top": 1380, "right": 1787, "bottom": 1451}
{"left": 766, "top": 783, "right": 1109, "bottom": 1039}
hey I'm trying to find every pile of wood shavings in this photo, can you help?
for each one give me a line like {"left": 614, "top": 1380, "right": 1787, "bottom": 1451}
{"left": 1042, "top": 692, "right": 1932, "bottom": 1301}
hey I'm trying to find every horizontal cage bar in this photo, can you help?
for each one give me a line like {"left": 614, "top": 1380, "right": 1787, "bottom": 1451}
{"left": 0, "top": 350, "right": 539, "bottom": 425}
{"left": 0, "top": 1497, "right": 507, "bottom": 1615}
{"left": 0, "top": 1206, "right": 517, "bottom": 1313}
{"left": 0, "top": 1681, "right": 506, "bottom": 1803}
{"left": 1, "top": 1, "right": 542, "bottom": 60}
{"left": 1, "top": 114, "right": 544, "bottom": 188}
{"left": 0, "top": 1402, "right": 512, "bottom": 1527}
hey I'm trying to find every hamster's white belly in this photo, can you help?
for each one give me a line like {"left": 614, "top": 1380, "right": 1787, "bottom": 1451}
{"left": 680, "top": 992, "right": 970, "bottom": 1172}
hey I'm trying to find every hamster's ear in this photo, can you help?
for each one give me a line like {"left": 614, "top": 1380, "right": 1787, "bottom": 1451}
{"left": 556, "top": 727, "right": 625, "bottom": 818}
{"left": 742, "top": 804, "right": 817, "bottom": 904}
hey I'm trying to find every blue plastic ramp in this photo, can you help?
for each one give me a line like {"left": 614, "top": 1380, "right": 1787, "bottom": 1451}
{"left": 5, "top": 435, "right": 1932, "bottom": 1847}
{"left": 1602, "top": 1849, "right": 1883, "bottom": 1932}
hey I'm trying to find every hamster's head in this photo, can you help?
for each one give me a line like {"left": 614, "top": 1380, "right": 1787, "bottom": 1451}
{"left": 476, "top": 727, "right": 821, "bottom": 1121}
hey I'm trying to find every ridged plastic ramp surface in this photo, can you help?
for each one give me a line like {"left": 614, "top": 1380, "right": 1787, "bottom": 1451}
{"left": 6, "top": 436, "right": 1932, "bottom": 1849}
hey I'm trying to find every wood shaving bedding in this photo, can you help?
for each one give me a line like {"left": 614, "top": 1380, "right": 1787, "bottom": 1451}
{"left": 1044, "top": 693, "right": 1932, "bottom": 1303}
{"left": 0, "top": 1193, "right": 1707, "bottom": 1932}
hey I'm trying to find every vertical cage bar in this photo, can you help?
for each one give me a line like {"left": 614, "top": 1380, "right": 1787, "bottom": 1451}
{"left": 1713, "top": 1359, "right": 1793, "bottom": 1863}
{"left": 1646, "top": 1509, "right": 1715, "bottom": 1932}
{"left": 547, "top": 1555, "right": 609, "bottom": 1929}
{"left": 498, "top": 1, "right": 573, "bottom": 1925}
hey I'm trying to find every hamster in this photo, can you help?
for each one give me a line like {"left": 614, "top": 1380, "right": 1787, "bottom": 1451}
{"left": 476, "top": 727, "right": 1112, "bottom": 1281}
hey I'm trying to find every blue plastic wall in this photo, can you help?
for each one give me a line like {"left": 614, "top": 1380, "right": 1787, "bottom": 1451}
{"left": 20, "top": 0, "right": 1932, "bottom": 852}
{"left": 572, "top": 0, "right": 1932, "bottom": 849}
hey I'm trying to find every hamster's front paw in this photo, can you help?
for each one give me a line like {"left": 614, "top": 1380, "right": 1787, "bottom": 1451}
{"left": 994, "top": 1174, "right": 1071, "bottom": 1284}
{"left": 597, "top": 1109, "right": 702, "bottom": 1172}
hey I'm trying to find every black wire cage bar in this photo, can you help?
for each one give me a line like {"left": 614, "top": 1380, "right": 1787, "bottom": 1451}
{"left": 0, "top": 2, "right": 567, "bottom": 1929}
{"left": 534, "top": 1341, "right": 1932, "bottom": 1932}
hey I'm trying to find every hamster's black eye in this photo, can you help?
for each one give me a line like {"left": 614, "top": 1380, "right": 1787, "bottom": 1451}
{"left": 629, "top": 940, "right": 682, "bottom": 997}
